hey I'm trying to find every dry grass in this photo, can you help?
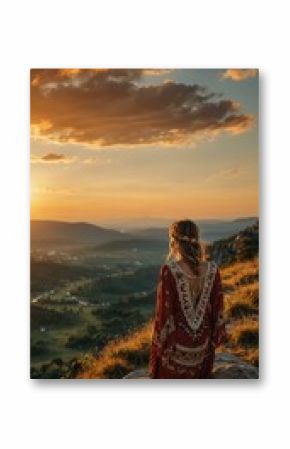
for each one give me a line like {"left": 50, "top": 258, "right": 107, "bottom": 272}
{"left": 222, "top": 258, "right": 259, "bottom": 319}
{"left": 220, "top": 257, "right": 259, "bottom": 366}
{"left": 221, "top": 257, "right": 258, "bottom": 287}
{"left": 79, "top": 258, "right": 259, "bottom": 378}
{"left": 230, "top": 318, "right": 259, "bottom": 348}
{"left": 221, "top": 318, "right": 259, "bottom": 366}
{"left": 78, "top": 321, "right": 153, "bottom": 378}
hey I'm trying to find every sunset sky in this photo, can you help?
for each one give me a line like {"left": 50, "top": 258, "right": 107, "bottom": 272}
{"left": 30, "top": 68, "right": 258, "bottom": 227}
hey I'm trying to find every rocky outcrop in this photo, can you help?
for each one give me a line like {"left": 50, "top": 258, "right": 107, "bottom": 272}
{"left": 208, "top": 221, "right": 259, "bottom": 266}
{"left": 123, "top": 352, "right": 259, "bottom": 379}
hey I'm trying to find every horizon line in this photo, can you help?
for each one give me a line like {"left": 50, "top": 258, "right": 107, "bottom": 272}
{"left": 30, "top": 215, "right": 258, "bottom": 225}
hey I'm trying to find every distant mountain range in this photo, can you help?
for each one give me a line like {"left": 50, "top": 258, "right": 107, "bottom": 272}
{"left": 98, "top": 216, "right": 258, "bottom": 231}
{"left": 31, "top": 217, "right": 258, "bottom": 248}
{"left": 129, "top": 217, "right": 257, "bottom": 243}
{"left": 31, "top": 220, "right": 126, "bottom": 248}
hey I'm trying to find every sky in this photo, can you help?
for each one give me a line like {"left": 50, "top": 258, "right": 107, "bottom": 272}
{"left": 30, "top": 68, "right": 259, "bottom": 226}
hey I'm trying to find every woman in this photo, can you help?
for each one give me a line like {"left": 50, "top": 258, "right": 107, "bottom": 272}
{"left": 149, "top": 219, "right": 226, "bottom": 379}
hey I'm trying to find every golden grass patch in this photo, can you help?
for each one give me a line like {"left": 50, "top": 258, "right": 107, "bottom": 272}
{"left": 78, "top": 321, "right": 153, "bottom": 379}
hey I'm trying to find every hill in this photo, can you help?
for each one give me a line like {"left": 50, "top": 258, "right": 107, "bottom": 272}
{"left": 31, "top": 220, "right": 127, "bottom": 248}
{"left": 31, "top": 217, "right": 258, "bottom": 249}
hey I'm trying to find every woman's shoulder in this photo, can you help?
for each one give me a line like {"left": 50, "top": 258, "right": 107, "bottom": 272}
{"left": 160, "top": 261, "right": 173, "bottom": 275}
{"left": 158, "top": 260, "right": 177, "bottom": 281}
{"left": 162, "top": 258, "right": 180, "bottom": 274}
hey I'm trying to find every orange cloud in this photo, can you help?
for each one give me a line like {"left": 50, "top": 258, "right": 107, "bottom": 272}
{"left": 31, "top": 153, "right": 75, "bottom": 164}
{"left": 31, "top": 69, "right": 254, "bottom": 147}
{"left": 42, "top": 153, "right": 65, "bottom": 162}
{"left": 222, "top": 69, "right": 258, "bottom": 81}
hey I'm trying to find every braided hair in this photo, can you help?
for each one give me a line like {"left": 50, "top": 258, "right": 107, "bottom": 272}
{"left": 167, "top": 219, "right": 202, "bottom": 275}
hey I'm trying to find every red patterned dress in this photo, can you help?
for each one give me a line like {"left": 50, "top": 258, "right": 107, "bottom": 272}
{"left": 149, "top": 259, "right": 226, "bottom": 379}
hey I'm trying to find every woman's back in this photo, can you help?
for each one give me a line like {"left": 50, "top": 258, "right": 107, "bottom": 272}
{"left": 149, "top": 219, "right": 226, "bottom": 379}
{"left": 175, "top": 259, "right": 209, "bottom": 304}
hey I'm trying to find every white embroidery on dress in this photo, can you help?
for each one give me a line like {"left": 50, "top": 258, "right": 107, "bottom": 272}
{"left": 166, "top": 260, "right": 217, "bottom": 333}
{"left": 175, "top": 338, "right": 209, "bottom": 353}
{"left": 171, "top": 351, "right": 207, "bottom": 367}
{"left": 153, "top": 314, "right": 175, "bottom": 350}
{"left": 169, "top": 339, "right": 209, "bottom": 367}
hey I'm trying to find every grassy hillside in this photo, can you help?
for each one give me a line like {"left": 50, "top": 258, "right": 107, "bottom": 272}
{"left": 77, "top": 257, "right": 259, "bottom": 379}
{"left": 219, "top": 257, "right": 259, "bottom": 366}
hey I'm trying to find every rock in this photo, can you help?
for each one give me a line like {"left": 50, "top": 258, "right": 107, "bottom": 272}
{"left": 213, "top": 353, "right": 258, "bottom": 379}
{"left": 123, "top": 352, "right": 259, "bottom": 379}
{"left": 124, "top": 369, "right": 150, "bottom": 379}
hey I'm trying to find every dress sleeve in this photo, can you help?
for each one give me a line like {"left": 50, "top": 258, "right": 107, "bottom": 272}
{"left": 211, "top": 267, "right": 226, "bottom": 348}
{"left": 149, "top": 264, "right": 176, "bottom": 378}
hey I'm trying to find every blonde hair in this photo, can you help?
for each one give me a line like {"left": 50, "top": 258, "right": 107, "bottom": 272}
{"left": 167, "top": 219, "right": 202, "bottom": 275}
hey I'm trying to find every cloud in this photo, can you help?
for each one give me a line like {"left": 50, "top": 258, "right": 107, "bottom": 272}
{"left": 42, "top": 153, "right": 66, "bottom": 162}
{"left": 221, "top": 69, "right": 258, "bottom": 81}
{"left": 205, "top": 166, "right": 242, "bottom": 183}
{"left": 31, "top": 152, "right": 75, "bottom": 164}
{"left": 31, "top": 69, "right": 254, "bottom": 147}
